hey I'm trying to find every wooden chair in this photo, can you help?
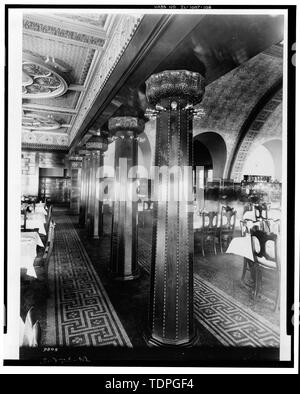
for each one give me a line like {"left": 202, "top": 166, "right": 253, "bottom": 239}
{"left": 243, "top": 202, "right": 253, "bottom": 215}
{"left": 250, "top": 228, "right": 280, "bottom": 310}
{"left": 196, "top": 211, "right": 219, "bottom": 256}
{"left": 240, "top": 220, "right": 261, "bottom": 283}
{"left": 262, "top": 219, "right": 281, "bottom": 235}
{"left": 217, "top": 208, "right": 236, "bottom": 253}
{"left": 21, "top": 307, "right": 41, "bottom": 347}
{"left": 254, "top": 203, "right": 268, "bottom": 221}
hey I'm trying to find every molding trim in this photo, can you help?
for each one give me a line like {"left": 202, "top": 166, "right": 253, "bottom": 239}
{"left": 22, "top": 143, "right": 69, "bottom": 152}
{"left": 23, "top": 19, "right": 106, "bottom": 47}
{"left": 69, "top": 14, "right": 144, "bottom": 143}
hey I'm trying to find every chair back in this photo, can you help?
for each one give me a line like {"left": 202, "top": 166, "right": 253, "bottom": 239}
{"left": 243, "top": 203, "right": 253, "bottom": 215}
{"left": 240, "top": 219, "right": 262, "bottom": 237}
{"left": 220, "top": 209, "right": 236, "bottom": 230}
{"left": 202, "top": 211, "right": 218, "bottom": 230}
{"left": 262, "top": 219, "right": 281, "bottom": 235}
{"left": 250, "top": 228, "right": 279, "bottom": 270}
{"left": 254, "top": 203, "right": 268, "bottom": 220}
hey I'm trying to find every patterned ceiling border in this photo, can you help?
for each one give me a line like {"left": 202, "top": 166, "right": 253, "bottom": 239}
{"left": 22, "top": 130, "right": 69, "bottom": 146}
{"left": 69, "top": 14, "right": 144, "bottom": 143}
{"left": 22, "top": 143, "right": 69, "bottom": 152}
{"left": 23, "top": 19, "right": 106, "bottom": 47}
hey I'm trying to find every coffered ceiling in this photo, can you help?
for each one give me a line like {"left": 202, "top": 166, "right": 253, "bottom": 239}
{"left": 21, "top": 12, "right": 283, "bottom": 154}
{"left": 21, "top": 11, "right": 143, "bottom": 150}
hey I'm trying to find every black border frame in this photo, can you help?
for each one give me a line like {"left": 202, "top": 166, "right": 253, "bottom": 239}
{"left": 3, "top": 4, "right": 297, "bottom": 369}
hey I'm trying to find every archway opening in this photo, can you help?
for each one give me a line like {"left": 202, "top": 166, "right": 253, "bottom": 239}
{"left": 242, "top": 145, "right": 275, "bottom": 179}
{"left": 194, "top": 132, "right": 227, "bottom": 179}
{"left": 193, "top": 132, "right": 227, "bottom": 211}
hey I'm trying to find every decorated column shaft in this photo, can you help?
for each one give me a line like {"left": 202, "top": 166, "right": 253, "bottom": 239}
{"left": 85, "top": 153, "right": 93, "bottom": 232}
{"left": 78, "top": 149, "right": 90, "bottom": 227}
{"left": 86, "top": 134, "right": 108, "bottom": 239}
{"left": 145, "top": 70, "right": 205, "bottom": 347}
{"left": 69, "top": 156, "right": 83, "bottom": 215}
{"left": 108, "top": 116, "right": 145, "bottom": 280}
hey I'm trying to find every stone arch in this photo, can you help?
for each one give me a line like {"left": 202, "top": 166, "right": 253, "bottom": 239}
{"left": 228, "top": 84, "right": 282, "bottom": 182}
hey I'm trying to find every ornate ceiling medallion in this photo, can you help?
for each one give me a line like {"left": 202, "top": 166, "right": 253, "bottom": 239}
{"left": 22, "top": 53, "right": 69, "bottom": 99}
{"left": 22, "top": 113, "right": 61, "bottom": 131}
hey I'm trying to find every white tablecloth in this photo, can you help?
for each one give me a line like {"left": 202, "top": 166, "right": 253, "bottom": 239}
{"left": 35, "top": 206, "right": 48, "bottom": 215}
{"left": 21, "top": 238, "right": 38, "bottom": 278}
{"left": 21, "top": 231, "right": 44, "bottom": 247}
{"left": 28, "top": 212, "right": 46, "bottom": 223}
{"left": 193, "top": 214, "right": 202, "bottom": 230}
{"left": 25, "top": 218, "right": 46, "bottom": 235}
{"left": 226, "top": 234, "right": 280, "bottom": 263}
{"left": 226, "top": 234, "right": 254, "bottom": 261}
{"left": 19, "top": 317, "right": 25, "bottom": 346}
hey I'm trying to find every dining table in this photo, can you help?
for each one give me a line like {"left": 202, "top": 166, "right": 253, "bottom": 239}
{"left": 21, "top": 231, "right": 44, "bottom": 277}
{"left": 24, "top": 212, "right": 47, "bottom": 235}
{"left": 35, "top": 203, "right": 48, "bottom": 215}
{"left": 226, "top": 233, "right": 280, "bottom": 263}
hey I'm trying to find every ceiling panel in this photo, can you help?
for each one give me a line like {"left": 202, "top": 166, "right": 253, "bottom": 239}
{"left": 24, "top": 90, "right": 81, "bottom": 109}
{"left": 52, "top": 13, "right": 108, "bottom": 29}
{"left": 23, "top": 35, "right": 96, "bottom": 84}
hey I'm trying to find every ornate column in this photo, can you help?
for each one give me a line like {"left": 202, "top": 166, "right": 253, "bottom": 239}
{"left": 108, "top": 116, "right": 145, "bottom": 280}
{"left": 78, "top": 149, "right": 90, "bottom": 227}
{"left": 85, "top": 151, "right": 93, "bottom": 233}
{"left": 69, "top": 156, "right": 83, "bottom": 215}
{"left": 86, "top": 133, "right": 108, "bottom": 239}
{"left": 145, "top": 70, "right": 205, "bottom": 347}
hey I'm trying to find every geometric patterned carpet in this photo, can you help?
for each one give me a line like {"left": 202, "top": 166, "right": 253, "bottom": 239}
{"left": 138, "top": 238, "right": 280, "bottom": 348}
{"left": 46, "top": 215, "right": 132, "bottom": 347}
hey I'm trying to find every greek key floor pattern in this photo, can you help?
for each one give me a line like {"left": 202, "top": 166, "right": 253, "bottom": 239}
{"left": 49, "top": 215, "right": 132, "bottom": 347}
{"left": 138, "top": 238, "right": 280, "bottom": 348}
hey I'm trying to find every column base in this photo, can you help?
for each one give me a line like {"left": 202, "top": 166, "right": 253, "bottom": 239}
{"left": 144, "top": 326, "right": 199, "bottom": 348}
{"left": 108, "top": 267, "right": 140, "bottom": 281}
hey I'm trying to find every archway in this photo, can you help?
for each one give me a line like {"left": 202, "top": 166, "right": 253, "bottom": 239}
{"left": 263, "top": 139, "right": 282, "bottom": 182}
{"left": 194, "top": 132, "right": 227, "bottom": 179}
{"left": 241, "top": 139, "right": 282, "bottom": 182}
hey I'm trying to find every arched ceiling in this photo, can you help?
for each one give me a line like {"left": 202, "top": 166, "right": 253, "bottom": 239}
{"left": 193, "top": 44, "right": 283, "bottom": 166}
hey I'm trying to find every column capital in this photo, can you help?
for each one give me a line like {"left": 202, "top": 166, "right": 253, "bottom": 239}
{"left": 69, "top": 155, "right": 83, "bottom": 162}
{"left": 86, "top": 134, "right": 108, "bottom": 152}
{"left": 108, "top": 116, "right": 145, "bottom": 138}
{"left": 69, "top": 155, "right": 83, "bottom": 168}
{"left": 145, "top": 70, "right": 205, "bottom": 108}
{"left": 78, "top": 149, "right": 90, "bottom": 157}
